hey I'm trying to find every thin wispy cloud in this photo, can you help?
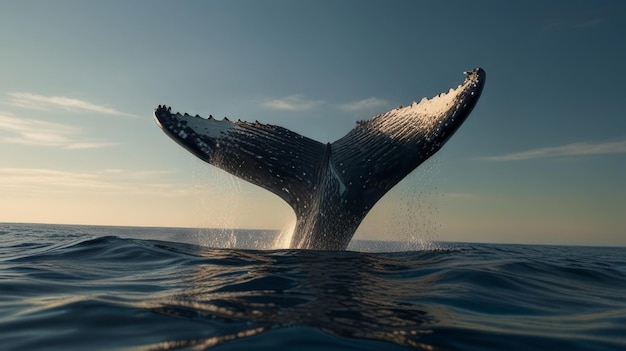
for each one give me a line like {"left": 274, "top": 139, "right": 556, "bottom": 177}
{"left": 543, "top": 11, "right": 608, "bottom": 31}
{"left": 443, "top": 192, "right": 479, "bottom": 199}
{"left": 571, "top": 18, "right": 607, "bottom": 29}
{"left": 0, "top": 112, "right": 115, "bottom": 149}
{"left": 260, "top": 95, "right": 324, "bottom": 112}
{"left": 483, "top": 140, "right": 626, "bottom": 161}
{"left": 339, "top": 97, "right": 389, "bottom": 111}
{"left": 0, "top": 167, "right": 188, "bottom": 197}
{"left": 6, "top": 92, "right": 138, "bottom": 118}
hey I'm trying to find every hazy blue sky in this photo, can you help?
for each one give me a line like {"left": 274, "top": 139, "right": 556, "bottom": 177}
{"left": 1, "top": 1, "right": 624, "bottom": 246}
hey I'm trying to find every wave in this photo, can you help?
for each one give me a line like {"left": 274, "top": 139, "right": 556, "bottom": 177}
{"left": 1, "top": 224, "right": 625, "bottom": 350}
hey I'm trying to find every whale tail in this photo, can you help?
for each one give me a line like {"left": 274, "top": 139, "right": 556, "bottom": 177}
{"left": 155, "top": 68, "right": 485, "bottom": 249}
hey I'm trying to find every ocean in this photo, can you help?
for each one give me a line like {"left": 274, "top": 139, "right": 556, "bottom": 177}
{"left": 1, "top": 223, "right": 624, "bottom": 350}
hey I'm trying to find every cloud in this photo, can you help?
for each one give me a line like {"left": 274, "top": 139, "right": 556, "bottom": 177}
{"left": 0, "top": 167, "right": 188, "bottom": 197}
{"left": 339, "top": 97, "right": 389, "bottom": 111}
{"left": 260, "top": 95, "right": 323, "bottom": 111}
{"left": 5, "top": 92, "right": 138, "bottom": 118}
{"left": 543, "top": 10, "right": 608, "bottom": 31}
{"left": 443, "top": 192, "right": 478, "bottom": 199}
{"left": 260, "top": 95, "right": 391, "bottom": 113}
{"left": 0, "top": 112, "right": 116, "bottom": 149}
{"left": 571, "top": 18, "right": 607, "bottom": 29}
{"left": 482, "top": 140, "right": 626, "bottom": 161}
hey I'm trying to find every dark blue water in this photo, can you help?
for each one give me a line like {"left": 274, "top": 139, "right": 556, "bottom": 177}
{"left": 1, "top": 223, "right": 625, "bottom": 350}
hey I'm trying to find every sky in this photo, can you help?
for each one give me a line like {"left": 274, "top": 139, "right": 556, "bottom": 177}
{"left": 1, "top": 1, "right": 624, "bottom": 246}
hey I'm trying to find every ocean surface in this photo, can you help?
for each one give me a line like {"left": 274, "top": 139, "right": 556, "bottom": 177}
{"left": 1, "top": 223, "right": 625, "bottom": 350}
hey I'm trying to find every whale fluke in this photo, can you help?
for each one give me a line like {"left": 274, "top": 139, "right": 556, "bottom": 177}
{"left": 155, "top": 68, "right": 485, "bottom": 250}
